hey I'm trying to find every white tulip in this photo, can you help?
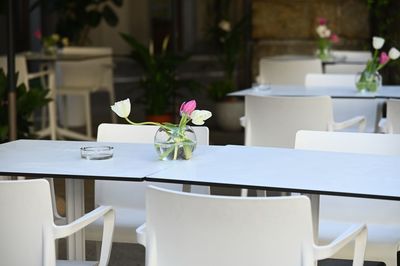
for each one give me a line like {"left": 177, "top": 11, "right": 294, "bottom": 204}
{"left": 111, "top": 99, "right": 131, "bottom": 118}
{"left": 218, "top": 20, "right": 231, "bottom": 32}
{"left": 389, "top": 47, "right": 400, "bottom": 60}
{"left": 373, "top": 36, "right": 385, "bottom": 50}
{"left": 190, "top": 110, "right": 212, "bottom": 125}
{"left": 316, "top": 25, "right": 327, "bottom": 38}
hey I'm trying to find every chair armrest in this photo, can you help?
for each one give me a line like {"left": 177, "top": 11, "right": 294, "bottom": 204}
{"left": 53, "top": 206, "right": 114, "bottom": 239}
{"left": 27, "top": 70, "right": 52, "bottom": 80}
{"left": 136, "top": 223, "right": 146, "bottom": 246}
{"left": 330, "top": 116, "right": 366, "bottom": 132}
{"left": 314, "top": 223, "right": 367, "bottom": 266}
{"left": 54, "top": 206, "right": 115, "bottom": 266}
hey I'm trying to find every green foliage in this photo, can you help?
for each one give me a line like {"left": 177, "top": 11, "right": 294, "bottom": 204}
{"left": 367, "top": 0, "right": 400, "bottom": 84}
{"left": 0, "top": 69, "right": 50, "bottom": 142}
{"left": 31, "top": 0, "right": 123, "bottom": 45}
{"left": 207, "top": 3, "right": 249, "bottom": 102}
{"left": 120, "top": 33, "right": 197, "bottom": 116}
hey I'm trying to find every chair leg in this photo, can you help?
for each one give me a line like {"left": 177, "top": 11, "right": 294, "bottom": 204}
{"left": 84, "top": 93, "right": 92, "bottom": 138}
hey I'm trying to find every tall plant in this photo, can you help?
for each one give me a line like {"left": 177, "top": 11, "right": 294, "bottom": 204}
{"left": 207, "top": 3, "right": 248, "bottom": 102}
{"left": 0, "top": 70, "right": 50, "bottom": 142}
{"left": 120, "top": 33, "right": 197, "bottom": 116}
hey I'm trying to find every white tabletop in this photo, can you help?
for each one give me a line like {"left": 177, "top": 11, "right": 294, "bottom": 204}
{"left": 1, "top": 140, "right": 399, "bottom": 201}
{"left": 229, "top": 85, "right": 400, "bottom": 99}
{"left": 149, "top": 145, "right": 400, "bottom": 200}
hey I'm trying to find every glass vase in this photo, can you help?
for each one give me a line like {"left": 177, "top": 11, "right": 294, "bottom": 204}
{"left": 154, "top": 125, "right": 197, "bottom": 160}
{"left": 355, "top": 71, "right": 382, "bottom": 93}
{"left": 316, "top": 45, "right": 332, "bottom": 61}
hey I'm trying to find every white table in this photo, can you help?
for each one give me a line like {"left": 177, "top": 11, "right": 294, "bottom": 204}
{"left": 230, "top": 85, "right": 400, "bottom": 133}
{"left": 25, "top": 52, "right": 108, "bottom": 141}
{"left": 1, "top": 140, "right": 400, "bottom": 259}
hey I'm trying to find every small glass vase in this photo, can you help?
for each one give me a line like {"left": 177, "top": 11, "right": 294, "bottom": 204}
{"left": 316, "top": 47, "right": 332, "bottom": 61}
{"left": 42, "top": 45, "right": 57, "bottom": 56}
{"left": 355, "top": 71, "right": 382, "bottom": 93}
{"left": 154, "top": 125, "right": 197, "bottom": 161}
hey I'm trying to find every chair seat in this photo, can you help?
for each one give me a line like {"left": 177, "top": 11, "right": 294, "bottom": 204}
{"left": 86, "top": 207, "right": 144, "bottom": 243}
{"left": 56, "top": 260, "right": 98, "bottom": 266}
{"left": 319, "top": 219, "right": 400, "bottom": 265}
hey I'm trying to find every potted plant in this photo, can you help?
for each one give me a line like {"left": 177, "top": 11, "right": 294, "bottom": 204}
{"left": 208, "top": 13, "right": 248, "bottom": 131}
{"left": 120, "top": 32, "right": 197, "bottom": 122}
{"left": 0, "top": 70, "right": 50, "bottom": 142}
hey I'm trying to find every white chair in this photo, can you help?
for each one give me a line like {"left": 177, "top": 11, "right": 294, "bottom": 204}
{"left": 137, "top": 186, "right": 367, "bottom": 266}
{"left": 0, "top": 55, "right": 65, "bottom": 223}
{"left": 305, "top": 73, "right": 383, "bottom": 133}
{"left": 56, "top": 47, "right": 116, "bottom": 138}
{"left": 295, "top": 130, "right": 400, "bottom": 266}
{"left": 257, "top": 56, "right": 322, "bottom": 85}
{"left": 0, "top": 179, "right": 114, "bottom": 266}
{"left": 386, "top": 99, "right": 400, "bottom": 133}
{"left": 244, "top": 95, "right": 365, "bottom": 148}
{"left": 326, "top": 50, "right": 371, "bottom": 74}
{"left": 85, "top": 123, "right": 209, "bottom": 245}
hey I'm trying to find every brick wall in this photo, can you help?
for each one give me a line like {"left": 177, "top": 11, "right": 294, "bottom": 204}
{"left": 251, "top": 0, "right": 370, "bottom": 78}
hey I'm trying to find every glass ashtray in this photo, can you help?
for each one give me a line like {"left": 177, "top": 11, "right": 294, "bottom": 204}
{"left": 81, "top": 146, "right": 114, "bottom": 160}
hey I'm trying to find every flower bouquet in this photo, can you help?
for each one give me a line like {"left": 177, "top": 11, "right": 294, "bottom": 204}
{"left": 111, "top": 99, "right": 212, "bottom": 160}
{"left": 356, "top": 36, "right": 400, "bottom": 92}
{"left": 315, "top": 18, "right": 339, "bottom": 61}
{"left": 34, "top": 30, "right": 69, "bottom": 55}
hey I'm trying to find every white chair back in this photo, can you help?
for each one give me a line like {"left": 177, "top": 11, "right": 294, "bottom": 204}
{"left": 305, "top": 73, "right": 382, "bottom": 133}
{"left": 0, "top": 55, "right": 30, "bottom": 88}
{"left": 387, "top": 99, "right": 400, "bottom": 134}
{"left": 325, "top": 51, "right": 371, "bottom": 74}
{"left": 331, "top": 50, "right": 372, "bottom": 62}
{"left": 295, "top": 130, "right": 400, "bottom": 265}
{"left": 305, "top": 73, "right": 356, "bottom": 87}
{"left": 90, "top": 123, "right": 209, "bottom": 243}
{"left": 244, "top": 95, "right": 333, "bottom": 148}
{"left": 258, "top": 57, "right": 322, "bottom": 85}
{"left": 0, "top": 179, "right": 56, "bottom": 266}
{"left": 145, "top": 186, "right": 315, "bottom": 266}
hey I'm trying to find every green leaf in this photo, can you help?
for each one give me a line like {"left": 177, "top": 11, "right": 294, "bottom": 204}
{"left": 102, "top": 5, "right": 118, "bottom": 27}
{"left": 87, "top": 10, "right": 102, "bottom": 27}
{"left": 112, "top": 0, "right": 123, "bottom": 7}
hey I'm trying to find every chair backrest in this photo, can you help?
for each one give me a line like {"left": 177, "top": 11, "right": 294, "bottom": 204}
{"left": 295, "top": 130, "right": 400, "bottom": 223}
{"left": 56, "top": 47, "right": 113, "bottom": 92}
{"left": 258, "top": 57, "right": 322, "bottom": 85}
{"left": 145, "top": 186, "right": 315, "bottom": 266}
{"left": 331, "top": 50, "right": 372, "bottom": 62}
{"left": 387, "top": 99, "right": 400, "bottom": 134}
{"left": 95, "top": 123, "right": 209, "bottom": 208}
{"left": 0, "top": 179, "right": 56, "bottom": 266}
{"left": 305, "top": 73, "right": 356, "bottom": 88}
{"left": 244, "top": 95, "right": 333, "bottom": 148}
{"left": 305, "top": 73, "right": 381, "bottom": 133}
{"left": 324, "top": 51, "right": 370, "bottom": 74}
{"left": 0, "top": 55, "right": 30, "bottom": 88}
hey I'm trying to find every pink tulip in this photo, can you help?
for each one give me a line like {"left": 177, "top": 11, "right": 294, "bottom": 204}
{"left": 330, "top": 33, "right": 339, "bottom": 43}
{"left": 379, "top": 52, "right": 390, "bottom": 65}
{"left": 180, "top": 100, "right": 196, "bottom": 116}
{"left": 34, "top": 29, "right": 42, "bottom": 40}
{"left": 318, "top": 17, "right": 327, "bottom": 25}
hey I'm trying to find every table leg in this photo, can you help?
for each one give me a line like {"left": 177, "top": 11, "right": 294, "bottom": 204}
{"left": 65, "top": 179, "right": 85, "bottom": 260}
{"left": 47, "top": 64, "right": 57, "bottom": 140}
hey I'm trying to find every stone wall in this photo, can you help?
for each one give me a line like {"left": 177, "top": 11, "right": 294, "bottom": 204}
{"left": 251, "top": 0, "right": 370, "bottom": 78}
